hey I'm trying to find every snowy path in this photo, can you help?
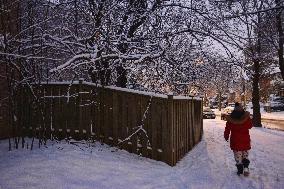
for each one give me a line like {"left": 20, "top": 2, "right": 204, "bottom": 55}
{"left": 0, "top": 120, "right": 283, "bottom": 189}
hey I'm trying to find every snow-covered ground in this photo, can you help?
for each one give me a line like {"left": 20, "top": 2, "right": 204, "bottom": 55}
{"left": 0, "top": 120, "right": 283, "bottom": 189}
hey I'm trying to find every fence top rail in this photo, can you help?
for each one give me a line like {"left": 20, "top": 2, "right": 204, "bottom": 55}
{"left": 31, "top": 81, "right": 203, "bottom": 101}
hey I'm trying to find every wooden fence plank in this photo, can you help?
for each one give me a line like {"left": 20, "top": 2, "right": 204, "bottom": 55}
{"left": 184, "top": 101, "right": 187, "bottom": 153}
{"left": 140, "top": 96, "right": 149, "bottom": 158}
{"left": 161, "top": 99, "right": 168, "bottom": 163}
{"left": 61, "top": 86, "right": 68, "bottom": 140}
{"left": 44, "top": 85, "right": 52, "bottom": 139}
{"left": 20, "top": 87, "right": 27, "bottom": 135}
{"left": 136, "top": 95, "right": 142, "bottom": 155}
{"left": 200, "top": 102, "right": 203, "bottom": 141}
{"left": 151, "top": 98, "right": 159, "bottom": 160}
{"left": 117, "top": 92, "right": 123, "bottom": 146}
{"left": 157, "top": 99, "right": 163, "bottom": 161}
{"left": 84, "top": 85, "right": 92, "bottom": 139}
{"left": 97, "top": 88, "right": 103, "bottom": 141}
{"left": 121, "top": 92, "right": 128, "bottom": 150}
{"left": 103, "top": 88, "right": 109, "bottom": 144}
{"left": 126, "top": 93, "right": 132, "bottom": 151}
{"left": 106, "top": 89, "right": 113, "bottom": 145}
{"left": 181, "top": 102, "right": 185, "bottom": 157}
{"left": 93, "top": 88, "right": 101, "bottom": 140}
{"left": 174, "top": 101, "right": 178, "bottom": 162}
{"left": 186, "top": 101, "right": 189, "bottom": 153}
{"left": 112, "top": 91, "right": 119, "bottom": 145}
{"left": 77, "top": 80, "right": 83, "bottom": 139}
{"left": 69, "top": 85, "right": 77, "bottom": 139}
{"left": 179, "top": 101, "right": 182, "bottom": 161}
{"left": 183, "top": 102, "right": 187, "bottom": 157}
{"left": 51, "top": 86, "right": 58, "bottom": 139}
{"left": 166, "top": 95, "right": 174, "bottom": 165}
{"left": 108, "top": 90, "right": 114, "bottom": 145}
{"left": 129, "top": 94, "right": 137, "bottom": 154}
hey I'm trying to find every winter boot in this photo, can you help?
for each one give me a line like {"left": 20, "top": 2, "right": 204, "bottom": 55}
{"left": 242, "top": 158, "right": 250, "bottom": 177}
{"left": 236, "top": 164, "right": 243, "bottom": 176}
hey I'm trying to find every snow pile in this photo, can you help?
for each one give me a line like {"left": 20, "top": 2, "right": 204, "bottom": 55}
{"left": 0, "top": 120, "right": 283, "bottom": 189}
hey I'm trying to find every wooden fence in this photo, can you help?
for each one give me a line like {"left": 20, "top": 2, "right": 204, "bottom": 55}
{"left": 16, "top": 80, "right": 203, "bottom": 166}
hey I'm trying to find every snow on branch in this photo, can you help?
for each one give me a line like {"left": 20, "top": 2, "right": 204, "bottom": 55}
{"left": 49, "top": 54, "right": 95, "bottom": 72}
{"left": 225, "top": 5, "right": 284, "bottom": 19}
{"left": 0, "top": 52, "right": 61, "bottom": 61}
{"left": 49, "top": 51, "right": 164, "bottom": 73}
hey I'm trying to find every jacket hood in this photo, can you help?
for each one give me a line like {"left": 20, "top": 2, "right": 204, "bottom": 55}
{"left": 227, "top": 111, "right": 250, "bottom": 125}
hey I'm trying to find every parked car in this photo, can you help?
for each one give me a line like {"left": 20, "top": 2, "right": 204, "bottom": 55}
{"left": 221, "top": 107, "right": 234, "bottom": 120}
{"left": 203, "top": 107, "right": 216, "bottom": 119}
{"left": 270, "top": 97, "right": 284, "bottom": 111}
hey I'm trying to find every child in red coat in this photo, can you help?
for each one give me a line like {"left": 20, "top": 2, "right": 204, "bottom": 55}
{"left": 224, "top": 102, "right": 253, "bottom": 176}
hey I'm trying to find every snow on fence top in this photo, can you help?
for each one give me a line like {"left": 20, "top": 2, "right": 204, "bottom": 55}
{"left": 36, "top": 81, "right": 203, "bottom": 101}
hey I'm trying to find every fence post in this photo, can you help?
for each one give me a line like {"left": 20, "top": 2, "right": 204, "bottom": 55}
{"left": 167, "top": 93, "right": 174, "bottom": 166}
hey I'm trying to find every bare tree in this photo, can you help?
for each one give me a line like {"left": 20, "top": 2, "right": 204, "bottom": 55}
{"left": 207, "top": 0, "right": 278, "bottom": 127}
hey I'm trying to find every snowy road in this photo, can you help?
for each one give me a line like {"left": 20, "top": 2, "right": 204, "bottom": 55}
{"left": 0, "top": 120, "right": 283, "bottom": 189}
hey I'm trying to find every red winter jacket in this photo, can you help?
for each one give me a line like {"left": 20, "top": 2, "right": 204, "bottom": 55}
{"left": 224, "top": 111, "right": 253, "bottom": 151}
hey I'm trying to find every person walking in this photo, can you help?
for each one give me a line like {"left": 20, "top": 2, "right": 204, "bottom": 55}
{"left": 224, "top": 102, "right": 253, "bottom": 176}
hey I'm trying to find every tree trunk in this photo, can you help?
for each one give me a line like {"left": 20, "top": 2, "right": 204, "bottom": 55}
{"left": 116, "top": 64, "right": 127, "bottom": 88}
{"left": 116, "top": 43, "right": 128, "bottom": 87}
{"left": 218, "top": 92, "right": 222, "bottom": 111}
{"left": 252, "top": 58, "right": 262, "bottom": 127}
{"left": 275, "top": 0, "right": 284, "bottom": 80}
{"left": 252, "top": 11, "right": 262, "bottom": 127}
{"left": 99, "top": 59, "right": 111, "bottom": 86}
{"left": 114, "top": 0, "right": 149, "bottom": 88}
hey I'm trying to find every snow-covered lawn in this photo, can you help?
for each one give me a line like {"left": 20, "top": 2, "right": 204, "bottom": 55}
{"left": 213, "top": 108, "right": 284, "bottom": 121}
{"left": 1, "top": 120, "right": 283, "bottom": 189}
{"left": 261, "top": 111, "right": 284, "bottom": 121}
